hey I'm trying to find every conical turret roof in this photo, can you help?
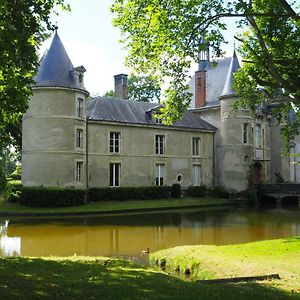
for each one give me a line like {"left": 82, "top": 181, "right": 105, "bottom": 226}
{"left": 220, "top": 50, "right": 240, "bottom": 98}
{"left": 34, "top": 32, "right": 87, "bottom": 92}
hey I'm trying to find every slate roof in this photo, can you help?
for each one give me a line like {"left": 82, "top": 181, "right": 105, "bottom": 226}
{"left": 220, "top": 50, "right": 241, "bottom": 98}
{"left": 88, "top": 97, "right": 216, "bottom": 131}
{"left": 34, "top": 32, "right": 88, "bottom": 93}
{"left": 189, "top": 53, "right": 240, "bottom": 108}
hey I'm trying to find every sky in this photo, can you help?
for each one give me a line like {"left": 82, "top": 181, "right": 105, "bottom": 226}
{"left": 42, "top": 0, "right": 239, "bottom": 96}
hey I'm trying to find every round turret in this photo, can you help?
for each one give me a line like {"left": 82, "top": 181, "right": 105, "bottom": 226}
{"left": 22, "top": 32, "right": 89, "bottom": 188}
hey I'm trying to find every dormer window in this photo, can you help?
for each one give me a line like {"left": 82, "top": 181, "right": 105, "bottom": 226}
{"left": 154, "top": 114, "right": 162, "bottom": 124}
{"left": 72, "top": 66, "right": 86, "bottom": 87}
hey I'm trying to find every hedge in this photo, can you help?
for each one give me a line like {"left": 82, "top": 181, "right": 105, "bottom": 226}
{"left": 207, "top": 186, "right": 229, "bottom": 199}
{"left": 17, "top": 186, "right": 86, "bottom": 207}
{"left": 6, "top": 185, "right": 171, "bottom": 207}
{"left": 186, "top": 185, "right": 206, "bottom": 197}
{"left": 88, "top": 186, "right": 171, "bottom": 202}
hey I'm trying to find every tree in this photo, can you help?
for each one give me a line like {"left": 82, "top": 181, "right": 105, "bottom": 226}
{"left": 0, "top": 0, "right": 69, "bottom": 149}
{"left": 232, "top": 1, "right": 300, "bottom": 146}
{"left": 128, "top": 74, "right": 161, "bottom": 102}
{"left": 111, "top": 0, "right": 299, "bottom": 124}
{"left": 103, "top": 74, "right": 161, "bottom": 102}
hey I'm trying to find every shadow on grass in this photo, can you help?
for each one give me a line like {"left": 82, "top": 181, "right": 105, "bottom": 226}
{"left": 0, "top": 257, "right": 298, "bottom": 300}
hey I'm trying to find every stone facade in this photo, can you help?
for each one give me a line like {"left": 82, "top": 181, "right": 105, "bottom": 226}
{"left": 22, "top": 33, "right": 295, "bottom": 192}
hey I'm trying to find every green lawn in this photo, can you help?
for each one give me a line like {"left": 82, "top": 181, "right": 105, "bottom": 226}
{"left": 0, "top": 253, "right": 299, "bottom": 300}
{"left": 150, "top": 237, "right": 300, "bottom": 295}
{"left": 0, "top": 197, "right": 230, "bottom": 215}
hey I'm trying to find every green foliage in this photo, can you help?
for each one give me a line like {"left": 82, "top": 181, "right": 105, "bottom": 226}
{"left": 0, "top": 0, "right": 69, "bottom": 149}
{"left": 88, "top": 186, "right": 171, "bottom": 201}
{"left": 103, "top": 74, "right": 161, "bottom": 103}
{"left": 103, "top": 90, "right": 115, "bottom": 97}
{"left": 5, "top": 180, "right": 22, "bottom": 203}
{"left": 16, "top": 186, "right": 86, "bottom": 207}
{"left": 170, "top": 183, "right": 181, "bottom": 198}
{"left": 207, "top": 186, "right": 229, "bottom": 199}
{"left": 128, "top": 74, "right": 161, "bottom": 102}
{"left": 186, "top": 185, "right": 206, "bottom": 197}
{"left": 233, "top": 0, "right": 300, "bottom": 147}
{"left": 112, "top": 0, "right": 299, "bottom": 129}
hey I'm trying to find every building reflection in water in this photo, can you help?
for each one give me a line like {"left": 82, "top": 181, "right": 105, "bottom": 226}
{"left": 0, "top": 221, "right": 20, "bottom": 256}
{"left": 0, "top": 207, "right": 300, "bottom": 257}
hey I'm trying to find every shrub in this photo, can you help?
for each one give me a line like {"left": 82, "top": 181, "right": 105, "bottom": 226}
{"left": 89, "top": 186, "right": 171, "bottom": 202}
{"left": 5, "top": 180, "right": 22, "bottom": 203}
{"left": 170, "top": 184, "right": 181, "bottom": 198}
{"left": 18, "top": 187, "right": 86, "bottom": 207}
{"left": 186, "top": 185, "right": 206, "bottom": 197}
{"left": 207, "top": 186, "right": 229, "bottom": 199}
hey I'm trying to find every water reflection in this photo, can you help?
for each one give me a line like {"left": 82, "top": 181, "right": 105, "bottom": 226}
{"left": 0, "top": 206, "right": 300, "bottom": 257}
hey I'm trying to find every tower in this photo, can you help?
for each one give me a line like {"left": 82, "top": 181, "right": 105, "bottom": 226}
{"left": 22, "top": 32, "right": 89, "bottom": 188}
{"left": 218, "top": 50, "right": 252, "bottom": 191}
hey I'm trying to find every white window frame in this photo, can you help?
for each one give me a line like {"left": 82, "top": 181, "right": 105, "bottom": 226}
{"left": 109, "top": 163, "right": 121, "bottom": 187}
{"left": 110, "top": 132, "right": 121, "bottom": 154}
{"left": 155, "top": 135, "right": 165, "bottom": 155}
{"left": 155, "top": 163, "right": 165, "bottom": 186}
{"left": 75, "top": 161, "right": 84, "bottom": 183}
{"left": 76, "top": 98, "right": 84, "bottom": 118}
{"left": 192, "top": 164, "right": 201, "bottom": 186}
{"left": 192, "top": 137, "right": 201, "bottom": 156}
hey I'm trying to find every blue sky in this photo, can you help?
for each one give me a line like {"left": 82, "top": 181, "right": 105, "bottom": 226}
{"left": 42, "top": 0, "right": 238, "bottom": 96}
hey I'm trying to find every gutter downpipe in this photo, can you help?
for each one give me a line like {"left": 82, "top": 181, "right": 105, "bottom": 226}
{"left": 85, "top": 117, "right": 89, "bottom": 203}
{"left": 213, "top": 131, "right": 216, "bottom": 188}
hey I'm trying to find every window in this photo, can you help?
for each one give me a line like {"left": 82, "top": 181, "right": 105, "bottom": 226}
{"left": 76, "top": 129, "right": 83, "bottom": 148}
{"left": 110, "top": 132, "right": 120, "bottom": 153}
{"left": 255, "top": 124, "right": 262, "bottom": 148}
{"left": 155, "top": 164, "right": 165, "bottom": 186}
{"left": 243, "top": 155, "right": 249, "bottom": 165}
{"left": 154, "top": 115, "right": 162, "bottom": 124}
{"left": 110, "top": 163, "right": 120, "bottom": 186}
{"left": 155, "top": 135, "right": 165, "bottom": 154}
{"left": 243, "top": 123, "right": 249, "bottom": 144}
{"left": 192, "top": 137, "right": 201, "bottom": 156}
{"left": 192, "top": 164, "right": 201, "bottom": 186}
{"left": 76, "top": 98, "right": 84, "bottom": 118}
{"left": 76, "top": 161, "right": 83, "bottom": 182}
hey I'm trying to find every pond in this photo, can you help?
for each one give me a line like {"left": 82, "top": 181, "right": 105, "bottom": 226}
{"left": 1, "top": 206, "right": 300, "bottom": 258}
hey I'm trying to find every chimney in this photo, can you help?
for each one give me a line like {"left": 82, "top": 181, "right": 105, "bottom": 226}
{"left": 195, "top": 70, "right": 206, "bottom": 108}
{"left": 114, "top": 74, "right": 128, "bottom": 99}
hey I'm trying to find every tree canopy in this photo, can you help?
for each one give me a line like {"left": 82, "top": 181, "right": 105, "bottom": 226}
{"left": 111, "top": 0, "right": 300, "bottom": 124}
{"left": 0, "top": 0, "right": 69, "bottom": 149}
{"left": 127, "top": 74, "right": 161, "bottom": 102}
{"left": 103, "top": 74, "right": 161, "bottom": 103}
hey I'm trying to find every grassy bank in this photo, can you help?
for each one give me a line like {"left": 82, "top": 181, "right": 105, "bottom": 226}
{"left": 150, "top": 237, "right": 300, "bottom": 295}
{"left": 0, "top": 254, "right": 299, "bottom": 300}
{"left": 0, "top": 196, "right": 230, "bottom": 216}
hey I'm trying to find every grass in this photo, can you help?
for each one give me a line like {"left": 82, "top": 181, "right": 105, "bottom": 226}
{"left": 0, "top": 254, "right": 299, "bottom": 300}
{"left": 0, "top": 196, "right": 230, "bottom": 215}
{"left": 150, "top": 237, "right": 300, "bottom": 295}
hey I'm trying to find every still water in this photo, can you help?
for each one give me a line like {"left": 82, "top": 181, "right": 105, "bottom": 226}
{"left": 1, "top": 206, "right": 300, "bottom": 257}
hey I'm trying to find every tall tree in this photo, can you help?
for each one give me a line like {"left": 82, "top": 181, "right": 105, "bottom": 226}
{"left": 103, "top": 74, "right": 161, "bottom": 102}
{"left": 128, "top": 74, "right": 161, "bottom": 102}
{"left": 0, "top": 0, "right": 69, "bottom": 149}
{"left": 111, "top": 0, "right": 299, "bottom": 123}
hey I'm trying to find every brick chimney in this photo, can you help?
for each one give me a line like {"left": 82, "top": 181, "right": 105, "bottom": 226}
{"left": 114, "top": 74, "right": 128, "bottom": 99}
{"left": 194, "top": 70, "right": 206, "bottom": 108}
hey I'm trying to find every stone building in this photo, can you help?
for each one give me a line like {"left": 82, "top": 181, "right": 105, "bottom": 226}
{"left": 22, "top": 32, "right": 215, "bottom": 189}
{"left": 22, "top": 32, "right": 293, "bottom": 191}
